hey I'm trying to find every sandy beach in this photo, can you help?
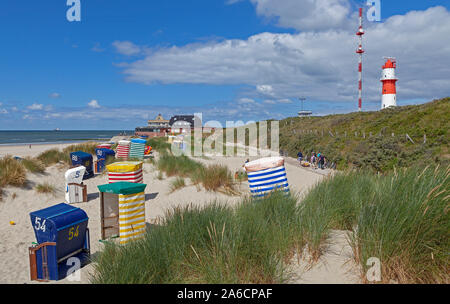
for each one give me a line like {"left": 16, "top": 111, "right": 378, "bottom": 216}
{"left": 0, "top": 143, "right": 360, "bottom": 284}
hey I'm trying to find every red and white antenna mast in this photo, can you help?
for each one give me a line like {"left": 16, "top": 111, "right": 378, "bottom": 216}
{"left": 356, "top": 7, "right": 365, "bottom": 112}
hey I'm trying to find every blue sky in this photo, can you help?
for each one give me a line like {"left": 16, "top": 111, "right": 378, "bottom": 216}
{"left": 1, "top": 0, "right": 449, "bottom": 130}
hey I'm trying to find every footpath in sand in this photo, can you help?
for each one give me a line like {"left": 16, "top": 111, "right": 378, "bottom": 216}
{"left": 0, "top": 143, "right": 361, "bottom": 284}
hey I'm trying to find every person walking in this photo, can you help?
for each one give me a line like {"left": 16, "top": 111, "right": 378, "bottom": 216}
{"left": 319, "top": 154, "right": 325, "bottom": 170}
{"left": 310, "top": 152, "right": 316, "bottom": 169}
{"left": 297, "top": 150, "right": 303, "bottom": 165}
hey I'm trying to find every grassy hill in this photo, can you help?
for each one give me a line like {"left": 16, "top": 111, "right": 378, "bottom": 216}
{"left": 279, "top": 97, "right": 449, "bottom": 172}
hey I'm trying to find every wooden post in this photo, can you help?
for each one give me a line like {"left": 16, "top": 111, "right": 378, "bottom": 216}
{"left": 406, "top": 134, "right": 415, "bottom": 144}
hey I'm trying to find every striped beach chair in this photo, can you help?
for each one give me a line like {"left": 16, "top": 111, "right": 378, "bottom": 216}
{"left": 106, "top": 161, "right": 144, "bottom": 184}
{"left": 129, "top": 139, "right": 146, "bottom": 160}
{"left": 98, "top": 182, "right": 147, "bottom": 245}
{"left": 245, "top": 157, "right": 290, "bottom": 198}
{"left": 116, "top": 140, "right": 131, "bottom": 160}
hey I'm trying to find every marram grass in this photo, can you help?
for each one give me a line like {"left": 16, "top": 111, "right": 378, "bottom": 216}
{"left": 0, "top": 156, "right": 27, "bottom": 188}
{"left": 89, "top": 165, "right": 448, "bottom": 284}
{"left": 300, "top": 165, "right": 449, "bottom": 283}
{"left": 90, "top": 191, "right": 303, "bottom": 284}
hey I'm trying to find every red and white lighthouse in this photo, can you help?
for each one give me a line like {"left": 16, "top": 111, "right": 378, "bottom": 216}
{"left": 381, "top": 57, "right": 398, "bottom": 109}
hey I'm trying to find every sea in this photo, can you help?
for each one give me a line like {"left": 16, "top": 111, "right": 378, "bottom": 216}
{"left": 0, "top": 130, "right": 134, "bottom": 145}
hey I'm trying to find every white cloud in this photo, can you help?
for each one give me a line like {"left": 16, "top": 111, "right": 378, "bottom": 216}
{"left": 238, "top": 98, "right": 256, "bottom": 104}
{"left": 257, "top": 84, "right": 275, "bottom": 96}
{"left": 0, "top": 108, "right": 8, "bottom": 114}
{"left": 88, "top": 99, "right": 101, "bottom": 109}
{"left": 92, "top": 42, "right": 105, "bottom": 53}
{"left": 112, "top": 41, "right": 142, "bottom": 56}
{"left": 263, "top": 99, "right": 277, "bottom": 104}
{"left": 49, "top": 92, "right": 61, "bottom": 99}
{"left": 117, "top": 7, "right": 450, "bottom": 106}
{"left": 231, "top": 0, "right": 352, "bottom": 31}
{"left": 27, "top": 103, "right": 44, "bottom": 110}
{"left": 278, "top": 99, "right": 293, "bottom": 104}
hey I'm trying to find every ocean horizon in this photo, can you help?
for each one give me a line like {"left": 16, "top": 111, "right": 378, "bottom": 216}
{"left": 0, "top": 130, "right": 134, "bottom": 145}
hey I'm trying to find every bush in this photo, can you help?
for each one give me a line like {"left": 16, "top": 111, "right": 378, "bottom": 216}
{"left": 37, "top": 149, "right": 67, "bottom": 166}
{"left": 0, "top": 156, "right": 27, "bottom": 188}
{"left": 35, "top": 182, "right": 56, "bottom": 194}
{"left": 157, "top": 155, "right": 237, "bottom": 194}
{"left": 22, "top": 157, "right": 46, "bottom": 173}
{"left": 169, "top": 177, "right": 186, "bottom": 192}
{"left": 63, "top": 142, "right": 98, "bottom": 155}
{"left": 198, "top": 165, "right": 235, "bottom": 192}
{"left": 147, "top": 137, "right": 171, "bottom": 154}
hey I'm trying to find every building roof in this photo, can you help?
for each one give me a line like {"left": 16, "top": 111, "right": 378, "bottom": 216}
{"left": 148, "top": 114, "right": 169, "bottom": 123}
{"left": 169, "top": 115, "right": 202, "bottom": 127}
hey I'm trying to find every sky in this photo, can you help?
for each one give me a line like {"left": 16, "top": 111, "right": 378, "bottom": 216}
{"left": 0, "top": 0, "right": 449, "bottom": 130}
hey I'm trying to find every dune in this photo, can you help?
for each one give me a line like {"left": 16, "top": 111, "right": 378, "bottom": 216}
{"left": 0, "top": 143, "right": 360, "bottom": 284}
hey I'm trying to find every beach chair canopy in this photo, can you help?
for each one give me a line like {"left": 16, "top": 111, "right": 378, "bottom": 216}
{"left": 97, "top": 181, "right": 147, "bottom": 195}
{"left": 106, "top": 161, "right": 143, "bottom": 173}
{"left": 65, "top": 166, "right": 86, "bottom": 184}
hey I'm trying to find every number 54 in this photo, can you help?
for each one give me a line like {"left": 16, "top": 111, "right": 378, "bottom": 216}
{"left": 68, "top": 225, "right": 80, "bottom": 240}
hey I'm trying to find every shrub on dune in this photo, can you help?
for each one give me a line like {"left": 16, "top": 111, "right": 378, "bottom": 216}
{"left": 63, "top": 142, "right": 98, "bottom": 155}
{"left": 22, "top": 157, "right": 46, "bottom": 173}
{"left": 0, "top": 156, "right": 26, "bottom": 188}
{"left": 35, "top": 182, "right": 56, "bottom": 194}
{"left": 37, "top": 149, "right": 67, "bottom": 166}
{"left": 169, "top": 177, "right": 186, "bottom": 192}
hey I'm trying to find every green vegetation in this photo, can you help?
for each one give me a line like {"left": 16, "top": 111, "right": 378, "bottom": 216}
{"left": 90, "top": 191, "right": 303, "bottom": 284}
{"left": 157, "top": 154, "right": 237, "bottom": 194}
{"left": 146, "top": 137, "right": 171, "bottom": 155}
{"left": 169, "top": 177, "right": 186, "bottom": 192}
{"left": 62, "top": 142, "right": 99, "bottom": 156}
{"left": 279, "top": 98, "right": 449, "bottom": 172}
{"left": 37, "top": 149, "right": 68, "bottom": 166}
{"left": 35, "top": 182, "right": 56, "bottom": 194}
{"left": 22, "top": 157, "right": 46, "bottom": 173}
{"left": 300, "top": 165, "right": 449, "bottom": 283}
{"left": 0, "top": 156, "right": 26, "bottom": 188}
{"left": 37, "top": 142, "right": 98, "bottom": 166}
{"left": 91, "top": 163, "right": 448, "bottom": 284}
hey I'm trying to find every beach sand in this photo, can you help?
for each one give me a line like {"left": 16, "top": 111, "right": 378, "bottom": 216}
{"left": 0, "top": 143, "right": 361, "bottom": 284}
{"left": 0, "top": 143, "right": 80, "bottom": 159}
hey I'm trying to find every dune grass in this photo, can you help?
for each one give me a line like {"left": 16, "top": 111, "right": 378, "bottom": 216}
{"left": 0, "top": 156, "right": 27, "bottom": 188}
{"left": 157, "top": 154, "right": 237, "bottom": 194}
{"left": 147, "top": 137, "right": 171, "bottom": 155}
{"left": 37, "top": 142, "right": 99, "bottom": 166}
{"left": 169, "top": 177, "right": 186, "bottom": 192}
{"left": 90, "top": 191, "right": 303, "bottom": 284}
{"left": 37, "top": 149, "right": 68, "bottom": 166}
{"left": 22, "top": 157, "right": 46, "bottom": 173}
{"left": 300, "top": 165, "right": 449, "bottom": 283}
{"left": 62, "top": 142, "right": 99, "bottom": 155}
{"left": 35, "top": 182, "right": 56, "bottom": 194}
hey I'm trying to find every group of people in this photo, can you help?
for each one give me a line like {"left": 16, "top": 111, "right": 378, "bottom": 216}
{"left": 297, "top": 151, "right": 329, "bottom": 170}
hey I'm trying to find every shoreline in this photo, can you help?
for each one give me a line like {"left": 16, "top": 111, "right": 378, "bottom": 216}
{"left": 0, "top": 140, "right": 102, "bottom": 147}
{"left": 0, "top": 142, "right": 87, "bottom": 158}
